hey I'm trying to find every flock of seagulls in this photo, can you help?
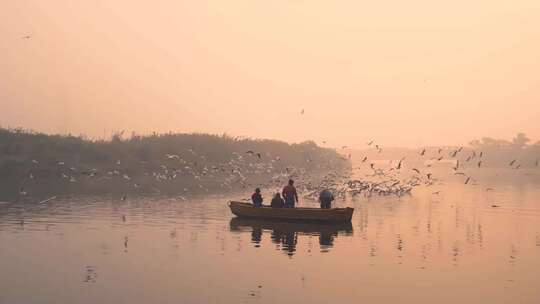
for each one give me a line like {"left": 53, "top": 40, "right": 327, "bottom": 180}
{"left": 14, "top": 134, "right": 539, "bottom": 203}
{"left": 9, "top": 108, "right": 539, "bottom": 202}
{"left": 299, "top": 139, "right": 539, "bottom": 201}
{"left": 15, "top": 144, "right": 348, "bottom": 202}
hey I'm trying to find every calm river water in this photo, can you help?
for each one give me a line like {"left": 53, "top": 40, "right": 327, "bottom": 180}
{"left": 1, "top": 169, "right": 539, "bottom": 304}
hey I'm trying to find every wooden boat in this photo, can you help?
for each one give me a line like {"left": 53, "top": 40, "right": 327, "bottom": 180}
{"left": 228, "top": 201, "right": 354, "bottom": 223}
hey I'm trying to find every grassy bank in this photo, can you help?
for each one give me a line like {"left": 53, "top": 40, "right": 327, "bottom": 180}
{"left": 0, "top": 128, "right": 350, "bottom": 200}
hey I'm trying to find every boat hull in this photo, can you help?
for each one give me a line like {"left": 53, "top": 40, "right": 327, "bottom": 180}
{"left": 228, "top": 201, "right": 354, "bottom": 223}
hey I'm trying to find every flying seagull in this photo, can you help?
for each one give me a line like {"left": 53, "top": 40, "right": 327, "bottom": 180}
{"left": 396, "top": 159, "right": 403, "bottom": 170}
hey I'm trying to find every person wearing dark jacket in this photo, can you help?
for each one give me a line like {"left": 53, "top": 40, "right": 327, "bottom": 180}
{"left": 270, "top": 193, "right": 285, "bottom": 208}
{"left": 319, "top": 189, "right": 334, "bottom": 209}
{"left": 251, "top": 188, "right": 263, "bottom": 207}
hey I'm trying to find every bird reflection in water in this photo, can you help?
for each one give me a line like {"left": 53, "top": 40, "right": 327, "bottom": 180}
{"left": 230, "top": 218, "right": 353, "bottom": 256}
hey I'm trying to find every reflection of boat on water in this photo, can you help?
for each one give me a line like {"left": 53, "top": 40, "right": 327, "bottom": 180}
{"left": 230, "top": 217, "right": 353, "bottom": 255}
{"left": 228, "top": 201, "right": 354, "bottom": 223}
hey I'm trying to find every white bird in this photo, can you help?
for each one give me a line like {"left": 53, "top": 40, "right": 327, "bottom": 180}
{"left": 166, "top": 154, "right": 180, "bottom": 159}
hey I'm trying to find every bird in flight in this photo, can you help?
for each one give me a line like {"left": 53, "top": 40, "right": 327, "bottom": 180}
{"left": 256, "top": 153, "right": 262, "bottom": 159}
{"left": 396, "top": 159, "right": 404, "bottom": 170}
{"left": 412, "top": 168, "right": 420, "bottom": 174}
{"left": 361, "top": 156, "right": 368, "bottom": 163}
{"left": 21, "top": 35, "right": 31, "bottom": 39}
{"left": 509, "top": 159, "right": 516, "bottom": 166}
{"left": 300, "top": 109, "right": 304, "bottom": 115}
{"left": 464, "top": 177, "right": 471, "bottom": 184}
{"left": 419, "top": 149, "right": 426, "bottom": 156}
{"left": 453, "top": 160, "right": 460, "bottom": 171}
{"left": 477, "top": 161, "right": 482, "bottom": 168}
{"left": 367, "top": 140, "right": 374, "bottom": 146}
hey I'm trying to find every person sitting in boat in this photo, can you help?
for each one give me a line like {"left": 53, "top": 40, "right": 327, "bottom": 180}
{"left": 251, "top": 188, "right": 263, "bottom": 207}
{"left": 282, "top": 179, "right": 299, "bottom": 208}
{"left": 319, "top": 189, "right": 334, "bottom": 209}
{"left": 270, "top": 192, "right": 285, "bottom": 208}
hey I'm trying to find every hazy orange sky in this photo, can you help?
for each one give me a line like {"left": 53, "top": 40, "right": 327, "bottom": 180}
{"left": 1, "top": 1, "right": 539, "bottom": 147}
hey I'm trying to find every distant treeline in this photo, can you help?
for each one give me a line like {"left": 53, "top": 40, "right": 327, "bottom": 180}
{"left": 349, "top": 133, "right": 539, "bottom": 169}
{"left": 465, "top": 133, "right": 539, "bottom": 168}
{"left": 0, "top": 128, "right": 349, "bottom": 199}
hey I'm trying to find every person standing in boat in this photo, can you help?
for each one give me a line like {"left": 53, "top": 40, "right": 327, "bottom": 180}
{"left": 319, "top": 189, "right": 334, "bottom": 209}
{"left": 270, "top": 192, "right": 285, "bottom": 208}
{"left": 282, "top": 179, "right": 299, "bottom": 208}
{"left": 251, "top": 188, "right": 263, "bottom": 207}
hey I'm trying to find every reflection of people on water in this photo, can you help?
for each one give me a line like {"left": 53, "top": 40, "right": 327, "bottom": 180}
{"left": 282, "top": 179, "right": 299, "bottom": 208}
{"left": 229, "top": 218, "right": 353, "bottom": 256}
{"left": 319, "top": 189, "right": 335, "bottom": 209}
{"left": 319, "top": 231, "right": 335, "bottom": 247}
{"left": 251, "top": 188, "right": 263, "bottom": 207}
{"left": 270, "top": 193, "right": 285, "bottom": 208}
{"left": 251, "top": 227, "right": 262, "bottom": 245}
{"left": 271, "top": 229, "right": 298, "bottom": 255}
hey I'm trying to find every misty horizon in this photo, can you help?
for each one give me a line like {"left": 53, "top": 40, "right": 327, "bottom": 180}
{"left": 1, "top": 125, "right": 539, "bottom": 150}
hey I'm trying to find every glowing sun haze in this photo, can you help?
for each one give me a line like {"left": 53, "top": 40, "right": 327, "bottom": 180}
{"left": 1, "top": 0, "right": 539, "bottom": 147}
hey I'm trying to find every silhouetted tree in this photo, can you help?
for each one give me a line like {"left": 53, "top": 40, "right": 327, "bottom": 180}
{"left": 512, "top": 132, "right": 530, "bottom": 148}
